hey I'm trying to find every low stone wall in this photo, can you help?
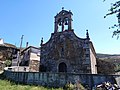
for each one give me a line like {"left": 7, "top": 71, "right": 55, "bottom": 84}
{"left": 3, "top": 70, "right": 120, "bottom": 89}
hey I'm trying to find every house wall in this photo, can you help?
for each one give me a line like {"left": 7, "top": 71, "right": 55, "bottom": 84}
{"left": 0, "top": 45, "right": 18, "bottom": 70}
{"left": 20, "top": 47, "right": 40, "bottom": 72}
{"left": 0, "top": 39, "right": 4, "bottom": 44}
{"left": 12, "top": 51, "right": 19, "bottom": 66}
{"left": 90, "top": 48, "right": 97, "bottom": 74}
{"left": 30, "top": 53, "right": 39, "bottom": 60}
{"left": 20, "top": 49, "right": 30, "bottom": 66}
{"left": 29, "top": 48, "right": 40, "bottom": 72}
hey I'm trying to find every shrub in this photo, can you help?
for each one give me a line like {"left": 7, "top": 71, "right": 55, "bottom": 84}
{"left": 64, "top": 81, "right": 86, "bottom": 90}
{"left": 5, "top": 60, "right": 12, "bottom": 67}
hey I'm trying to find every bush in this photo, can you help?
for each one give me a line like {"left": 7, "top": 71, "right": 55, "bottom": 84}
{"left": 64, "top": 81, "right": 86, "bottom": 90}
{"left": 5, "top": 60, "right": 12, "bottom": 67}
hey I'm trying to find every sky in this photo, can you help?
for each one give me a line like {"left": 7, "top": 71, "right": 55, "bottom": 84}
{"left": 0, "top": 0, "right": 120, "bottom": 54}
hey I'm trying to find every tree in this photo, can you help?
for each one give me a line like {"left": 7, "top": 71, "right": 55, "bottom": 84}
{"left": 104, "top": 0, "right": 120, "bottom": 39}
{"left": 5, "top": 60, "right": 12, "bottom": 67}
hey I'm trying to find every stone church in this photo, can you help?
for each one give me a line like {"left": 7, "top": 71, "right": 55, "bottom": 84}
{"left": 40, "top": 8, "right": 97, "bottom": 74}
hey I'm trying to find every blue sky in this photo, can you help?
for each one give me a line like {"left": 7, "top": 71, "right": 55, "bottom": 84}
{"left": 0, "top": 0, "right": 119, "bottom": 54}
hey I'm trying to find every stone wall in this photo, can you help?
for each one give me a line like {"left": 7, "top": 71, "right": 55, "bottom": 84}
{"left": 40, "top": 30, "right": 95, "bottom": 73}
{"left": 3, "top": 70, "right": 120, "bottom": 89}
{"left": 0, "top": 45, "right": 18, "bottom": 70}
{"left": 20, "top": 46, "right": 40, "bottom": 72}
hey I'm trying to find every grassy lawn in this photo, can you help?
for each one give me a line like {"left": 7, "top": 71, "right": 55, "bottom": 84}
{"left": 0, "top": 80, "right": 63, "bottom": 90}
{"left": 0, "top": 72, "right": 63, "bottom": 90}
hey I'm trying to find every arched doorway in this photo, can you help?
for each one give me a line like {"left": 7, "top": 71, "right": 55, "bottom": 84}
{"left": 58, "top": 62, "right": 67, "bottom": 72}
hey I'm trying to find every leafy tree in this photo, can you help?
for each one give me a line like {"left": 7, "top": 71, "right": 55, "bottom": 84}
{"left": 96, "top": 58, "right": 115, "bottom": 74}
{"left": 5, "top": 60, "right": 12, "bottom": 67}
{"left": 104, "top": 0, "right": 120, "bottom": 38}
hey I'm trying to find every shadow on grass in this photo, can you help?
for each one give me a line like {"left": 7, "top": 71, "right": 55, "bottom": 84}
{"left": 0, "top": 71, "right": 6, "bottom": 80}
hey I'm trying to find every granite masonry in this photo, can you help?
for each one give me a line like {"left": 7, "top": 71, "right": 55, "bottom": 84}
{"left": 40, "top": 8, "right": 97, "bottom": 74}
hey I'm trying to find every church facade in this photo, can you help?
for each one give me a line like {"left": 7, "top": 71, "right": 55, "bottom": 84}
{"left": 40, "top": 9, "right": 97, "bottom": 74}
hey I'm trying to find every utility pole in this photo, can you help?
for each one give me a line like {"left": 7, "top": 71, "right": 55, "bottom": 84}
{"left": 17, "top": 35, "right": 24, "bottom": 71}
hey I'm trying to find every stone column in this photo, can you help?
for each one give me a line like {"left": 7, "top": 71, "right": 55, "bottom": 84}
{"left": 68, "top": 16, "right": 72, "bottom": 30}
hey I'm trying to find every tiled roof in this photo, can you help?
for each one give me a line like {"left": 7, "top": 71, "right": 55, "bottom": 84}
{"left": 0, "top": 43, "right": 17, "bottom": 48}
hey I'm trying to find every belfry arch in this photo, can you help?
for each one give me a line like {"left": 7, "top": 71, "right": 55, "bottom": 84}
{"left": 54, "top": 8, "right": 73, "bottom": 33}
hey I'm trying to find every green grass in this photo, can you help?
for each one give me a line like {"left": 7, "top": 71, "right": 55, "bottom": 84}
{"left": 0, "top": 72, "right": 63, "bottom": 90}
{"left": 0, "top": 80, "right": 63, "bottom": 90}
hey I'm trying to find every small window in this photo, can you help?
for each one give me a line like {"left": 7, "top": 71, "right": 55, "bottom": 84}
{"left": 86, "top": 54, "right": 89, "bottom": 57}
{"left": 61, "top": 47, "right": 64, "bottom": 57}
{"left": 27, "top": 50, "right": 30, "bottom": 56}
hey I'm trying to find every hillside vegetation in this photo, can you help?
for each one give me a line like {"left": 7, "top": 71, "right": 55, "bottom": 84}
{"left": 97, "top": 53, "right": 120, "bottom": 60}
{"left": 97, "top": 53, "right": 120, "bottom": 74}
